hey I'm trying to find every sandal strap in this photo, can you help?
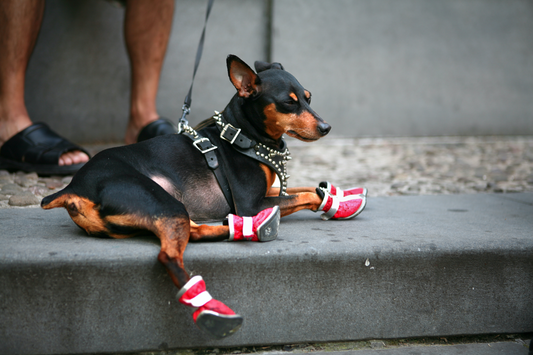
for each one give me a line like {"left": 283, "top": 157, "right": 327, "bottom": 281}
{"left": 0, "top": 122, "right": 89, "bottom": 165}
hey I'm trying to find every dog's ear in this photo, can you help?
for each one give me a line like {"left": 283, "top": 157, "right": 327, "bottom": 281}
{"left": 254, "top": 61, "right": 284, "bottom": 73}
{"left": 227, "top": 55, "right": 262, "bottom": 98}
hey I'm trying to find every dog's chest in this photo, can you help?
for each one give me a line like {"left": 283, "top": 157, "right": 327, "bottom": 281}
{"left": 149, "top": 174, "right": 230, "bottom": 221}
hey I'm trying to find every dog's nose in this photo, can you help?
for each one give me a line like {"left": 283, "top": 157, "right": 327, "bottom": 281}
{"left": 317, "top": 122, "right": 331, "bottom": 136}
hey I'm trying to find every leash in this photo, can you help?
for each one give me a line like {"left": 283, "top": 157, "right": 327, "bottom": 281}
{"left": 178, "top": 0, "right": 215, "bottom": 133}
{"left": 174, "top": 0, "right": 291, "bottom": 213}
{"left": 173, "top": 0, "right": 238, "bottom": 213}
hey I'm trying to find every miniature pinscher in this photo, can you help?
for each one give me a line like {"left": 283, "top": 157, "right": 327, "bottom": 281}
{"left": 41, "top": 55, "right": 367, "bottom": 339}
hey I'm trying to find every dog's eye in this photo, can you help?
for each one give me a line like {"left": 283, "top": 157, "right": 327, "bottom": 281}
{"left": 285, "top": 99, "right": 298, "bottom": 106}
{"left": 305, "top": 96, "right": 311, "bottom": 104}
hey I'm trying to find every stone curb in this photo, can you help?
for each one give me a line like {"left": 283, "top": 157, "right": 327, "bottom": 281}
{"left": 1, "top": 193, "right": 532, "bottom": 354}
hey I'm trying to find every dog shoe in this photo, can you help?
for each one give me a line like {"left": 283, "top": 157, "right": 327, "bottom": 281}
{"left": 316, "top": 188, "right": 366, "bottom": 220}
{"left": 319, "top": 181, "right": 367, "bottom": 198}
{"left": 178, "top": 275, "right": 243, "bottom": 339}
{"left": 228, "top": 206, "right": 280, "bottom": 242}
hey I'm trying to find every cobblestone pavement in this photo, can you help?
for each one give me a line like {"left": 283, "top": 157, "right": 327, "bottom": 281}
{"left": 1, "top": 136, "right": 532, "bottom": 208}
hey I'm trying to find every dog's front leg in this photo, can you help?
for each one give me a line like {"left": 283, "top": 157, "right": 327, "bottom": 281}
{"left": 266, "top": 186, "right": 316, "bottom": 197}
{"left": 261, "top": 191, "right": 323, "bottom": 217}
{"left": 263, "top": 186, "right": 366, "bottom": 220}
{"left": 189, "top": 205, "right": 280, "bottom": 243}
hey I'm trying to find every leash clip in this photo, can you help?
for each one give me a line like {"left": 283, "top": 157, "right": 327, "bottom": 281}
{"left": 220, "top": 123, "right": 242, "bottom": 145}
{"left": 177, "top": 105, "right": 191, "bottom": 134}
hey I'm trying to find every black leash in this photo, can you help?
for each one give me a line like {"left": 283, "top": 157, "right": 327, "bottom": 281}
{"left": 175, "top": 0, "right": 237, "bottom": 213}
{"left": 178, "top": 0, "right": 215, "bottom": 131}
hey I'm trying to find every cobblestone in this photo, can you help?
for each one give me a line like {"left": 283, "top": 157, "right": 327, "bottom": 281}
{"left": 1, "top": 136, "right": 532, "bottom": 208}
{"left": 288, "top": 136, "right": 533, "bottom": 197}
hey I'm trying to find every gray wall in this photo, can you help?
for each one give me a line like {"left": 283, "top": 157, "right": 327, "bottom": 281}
{"left": 25, "top": 0, "right": 533, "bottom": 144}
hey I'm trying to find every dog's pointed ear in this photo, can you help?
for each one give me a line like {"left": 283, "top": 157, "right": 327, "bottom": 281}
{"left": 227, "top": 55, "right": 262, "bottom": 98}
{"left": 254, "top": 61, "right": 284, "bottom": 73}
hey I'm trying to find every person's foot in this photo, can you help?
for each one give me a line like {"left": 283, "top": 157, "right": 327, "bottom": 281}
{"left": 125, "top": 113, "right": 160, "bottom": 144}
{"left": 57, "top": 150, "right": 90, "bottom": 166}
{"left": 0, "top": 115, "right": 90, "bottom": 168}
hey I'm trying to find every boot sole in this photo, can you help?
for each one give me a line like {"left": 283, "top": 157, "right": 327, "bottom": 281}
{"left": 256, "top": 205, "right": 280, "bottom": 242}
{"left": 195, "top": 311, "right": 243, "bottom": 339}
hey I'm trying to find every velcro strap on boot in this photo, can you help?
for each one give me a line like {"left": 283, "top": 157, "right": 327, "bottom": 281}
{"left": 177, "top": 275, "right": 213, "bottom": 308}
{"left": 242, "top": 217, "right": 253, "bottom": 237}
{"left": 321, "top": 195, "right": 340, "bottom": 220}
{"left": 228, "top": 214, "right": 236, "bottom": 241}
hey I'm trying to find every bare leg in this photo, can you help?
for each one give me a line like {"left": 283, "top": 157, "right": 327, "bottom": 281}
{"left": 123, "top": 0, "right": 175, "bottom": 144}
{"left": 0, "top": 0, "right": 89, "bottom": 166}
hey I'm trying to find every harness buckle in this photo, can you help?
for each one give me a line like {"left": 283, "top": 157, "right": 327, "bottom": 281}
{"left": 193, "top": 137, "right": 218, "bottom": 154}
{"left": 220, "top": 123, "right": 242, "bottom": 145}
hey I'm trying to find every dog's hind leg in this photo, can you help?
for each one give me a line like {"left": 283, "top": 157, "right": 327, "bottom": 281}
{"left": 98, "top": 177, "right": 243, "bottom": 338}
{"left": 46, "top": 176, "right": 243, "bottom": 338}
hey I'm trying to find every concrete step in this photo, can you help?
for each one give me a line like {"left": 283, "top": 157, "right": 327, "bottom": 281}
{"left": 1, "top": 193, "right": 532, "bottom": 355}
{"left": 276, "top": 341, "right": 531, "bottom": 355}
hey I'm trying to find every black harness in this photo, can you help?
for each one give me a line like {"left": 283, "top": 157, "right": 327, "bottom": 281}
{"left": 178, "top": 111, "right": 291, "bottom": 214}
{"left": 174, "top": 0, "right": 291, "bottom": 213}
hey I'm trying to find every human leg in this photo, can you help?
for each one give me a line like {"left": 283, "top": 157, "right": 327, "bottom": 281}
{"left": 123, "top": 0, "right": 175, "bottom": 144}
{"left": 0, "top": 0, "right": 89, "bottom": 168}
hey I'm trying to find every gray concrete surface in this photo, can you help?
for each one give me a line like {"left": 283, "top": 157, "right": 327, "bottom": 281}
{"left": 24, "top": 0, "right": 533, "bottom": 144}
{"left": 272, "top": 0, "right": 533, "bottom": 138}
{"left": 284, "top": 342, "right": 530, "bottom": 354}
{"left": 1, "top": 193, "right": 532, "bottom": 354}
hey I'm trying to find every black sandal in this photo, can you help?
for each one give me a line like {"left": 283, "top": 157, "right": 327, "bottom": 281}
{"left": 137, "top": 117, "right": 178, "bottom": 142}
{"left": 0, "top": 122, "right": 90, "bottom": 176}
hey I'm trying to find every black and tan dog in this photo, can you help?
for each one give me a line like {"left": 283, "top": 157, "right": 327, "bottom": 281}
{"left": 41, "top": 55, "right": 367, "bottom": 338}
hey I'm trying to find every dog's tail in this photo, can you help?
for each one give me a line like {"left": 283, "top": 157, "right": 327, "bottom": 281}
{"left": 41, "top": 188, "right": 73, "bottom": 210}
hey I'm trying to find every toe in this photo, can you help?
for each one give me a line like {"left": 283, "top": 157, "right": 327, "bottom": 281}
{"left": 59, "top": 151, "right": 89, "bottom": 166}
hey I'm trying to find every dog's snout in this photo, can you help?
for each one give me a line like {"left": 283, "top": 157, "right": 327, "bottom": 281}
{"left": 318, "top": 122, "right": 331, "bottom": 136}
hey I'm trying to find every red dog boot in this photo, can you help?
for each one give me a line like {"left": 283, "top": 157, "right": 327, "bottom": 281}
{"left": 319, "top": 181, "right": 368, "bottom": 198}
{"left": 178, "top": 275, "right": 243, "bottom": 339}
{"left": 228, "top": 205, "right": 280, "bottom": 242}
{"left": 316, "top": 188, "right": 366, "bottom": 220}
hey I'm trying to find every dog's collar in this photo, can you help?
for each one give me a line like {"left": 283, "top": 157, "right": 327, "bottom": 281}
{"left": 213, "top": 111, "right": 291, "bottom": 196}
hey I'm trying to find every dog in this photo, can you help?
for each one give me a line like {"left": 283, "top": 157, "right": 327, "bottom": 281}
{"left": 41, "top": 55, "right": 367, "bottom": 338}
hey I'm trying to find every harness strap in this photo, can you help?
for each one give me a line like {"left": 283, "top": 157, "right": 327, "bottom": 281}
{"left": 212, "top": 112, "right": 291, "bottom": 196}
{"left": 180, "top": 129, "right": 235, "bottom": 213}
{"left": 219, "top": 121, "right": 255, "bottom": 149}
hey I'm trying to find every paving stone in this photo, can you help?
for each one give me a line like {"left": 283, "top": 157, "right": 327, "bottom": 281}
{"left": 8, "top": 191, "right": 40, "bottom": 207}
{"left": 0, "top": 177, "right": 13, "bottom": 185}
{"left": 44, "top": 179, "right": 65, "bottom": 190}
{"left": 0, "top": 183, "right": 23, "bottom": 195}
{"left": 14, "top": 173, "right": 39, "bottom": 187}
{"left": 1, "top": 136, "right": 533, "bottom": 209}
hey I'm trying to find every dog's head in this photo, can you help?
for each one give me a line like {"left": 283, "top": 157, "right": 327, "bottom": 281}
{"left": 226, "top": 55, "right": 330, "bottom": 142}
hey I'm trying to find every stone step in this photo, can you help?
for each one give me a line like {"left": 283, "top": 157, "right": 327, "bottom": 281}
{"left": 1, "top": 193, "right": 532, "bottom": 354}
